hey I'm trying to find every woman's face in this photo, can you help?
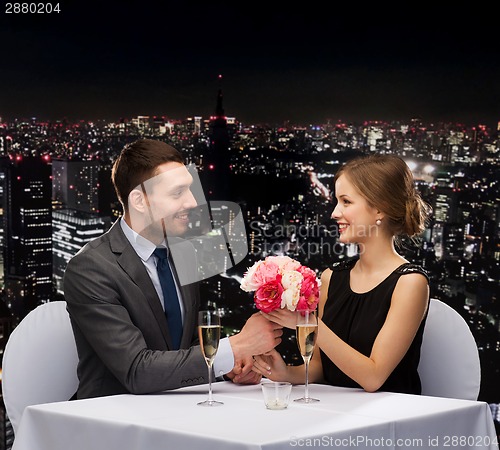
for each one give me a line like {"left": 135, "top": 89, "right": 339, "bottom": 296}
{"left": 331, "top": 174, "right": 381, "bottom": 244}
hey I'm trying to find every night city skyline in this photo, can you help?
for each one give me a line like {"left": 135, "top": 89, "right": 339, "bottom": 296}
{"left": 0, "top": 108, "right": 499, "bottom": 448}
{"left": 1, "top": 2, "right": 500, "bottom": 126}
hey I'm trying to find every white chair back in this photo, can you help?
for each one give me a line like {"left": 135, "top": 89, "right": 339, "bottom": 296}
{"left": 2, "top": 301, "right": 79, "bottom": 435}
{"left": 418, "top": 298, "right": 480, "bottom": 400}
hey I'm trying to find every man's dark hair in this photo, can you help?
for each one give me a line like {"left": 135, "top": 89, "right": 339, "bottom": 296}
{"left": 111, "top": 139, "right": 184, "bottom": 211}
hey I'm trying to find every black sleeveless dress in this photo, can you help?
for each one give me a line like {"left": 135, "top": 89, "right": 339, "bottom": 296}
{"left": 320, "top": 259, "right": 429, "bottom": 395}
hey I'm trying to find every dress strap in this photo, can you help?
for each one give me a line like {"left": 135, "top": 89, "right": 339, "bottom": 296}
{"left": 394, "top": 263, "right": 429, "bottom": 283}
{"left": 330, "top": 258, "right": 357, "bottom": 272}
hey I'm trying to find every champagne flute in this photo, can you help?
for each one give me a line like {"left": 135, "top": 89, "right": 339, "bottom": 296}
{"left": 197, "top": 310, "right": 223, "bottom": 406}
{"left": 294, "top": 309, "right": 319, "bottom": 403}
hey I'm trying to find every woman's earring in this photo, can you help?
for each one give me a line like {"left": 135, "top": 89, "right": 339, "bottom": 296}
{"left": 376, "top": 219, "right": 382, "bottom": 226}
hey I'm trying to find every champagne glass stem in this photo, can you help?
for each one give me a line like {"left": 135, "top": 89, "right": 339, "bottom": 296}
{"left": 304, "top": 359, "right": 310, "bottom": 400}
{"left": 207, "top": 364, "right": 213, "bottom": 403}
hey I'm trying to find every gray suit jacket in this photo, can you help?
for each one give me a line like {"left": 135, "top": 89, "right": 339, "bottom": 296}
{"left": 63, "top": 220, "right": 208, "bottom": 399}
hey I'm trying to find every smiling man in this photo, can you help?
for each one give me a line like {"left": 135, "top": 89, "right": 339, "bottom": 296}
{"left": 63, "top": 139, "right": 283, "bottom": 399}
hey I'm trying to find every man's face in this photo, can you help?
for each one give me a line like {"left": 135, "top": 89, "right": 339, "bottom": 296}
{"left": 136, "top": 162, "right": 197, "bottom": 238}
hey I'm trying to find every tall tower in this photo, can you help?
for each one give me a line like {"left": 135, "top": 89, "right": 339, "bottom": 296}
{"left": 431, "top": 173, "right": 462, "bottom": 261}
{"left": 3, "top": 155, "right": 52, "bottom": 318}
{"left": 0, "top": 157, "right": 8, "bottom": 288}
{"left": 204, "top": 76, "right": 232, "bottom": 201}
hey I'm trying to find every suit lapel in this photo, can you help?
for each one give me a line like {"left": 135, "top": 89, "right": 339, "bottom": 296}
{"left": 108, "top": 222, "right": 172, "bottom": 347}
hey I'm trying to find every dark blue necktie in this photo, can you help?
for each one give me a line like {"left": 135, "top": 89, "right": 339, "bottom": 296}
{"left": 153, "top": 247, "right": 182, "bottom": 350}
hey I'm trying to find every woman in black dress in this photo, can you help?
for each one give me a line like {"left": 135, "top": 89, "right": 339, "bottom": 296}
{"left": 254, "top": 154, "right": 432, "bottom": 394}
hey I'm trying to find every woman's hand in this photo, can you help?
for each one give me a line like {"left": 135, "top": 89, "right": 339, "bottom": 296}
{"left": 252, "top": 349, "right": 289, "bottom": 381}
{"left": 262, "top": 308, "right": 297, "bottom": 330}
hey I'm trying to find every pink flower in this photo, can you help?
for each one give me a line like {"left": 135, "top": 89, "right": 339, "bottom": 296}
{"left": 253, "top": 259, "right": 280, "bottom": 286}
{"left": 240, "top": 260, "right": 264, "bottom": 292}
{"left": 296, "top": 266, "right": 320, "bottom": 311}
{"left": 254, "top": 276, "right": 284, "bottom": 313}
{"left": 240, "top": 256, "right": 320, "bottom": 313}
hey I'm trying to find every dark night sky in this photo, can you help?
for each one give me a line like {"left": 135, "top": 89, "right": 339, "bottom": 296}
{"left": 1, "top": 1, "right": 499, "bottom": 126}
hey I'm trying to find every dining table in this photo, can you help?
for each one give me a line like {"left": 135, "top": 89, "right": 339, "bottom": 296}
{"left": 12, "top": 381, "right": 499, "bottom": 450}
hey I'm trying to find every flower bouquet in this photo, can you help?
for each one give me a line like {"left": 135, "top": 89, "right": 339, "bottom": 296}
{"left": 240, "top": 256, "right": 320, "bottom": 313}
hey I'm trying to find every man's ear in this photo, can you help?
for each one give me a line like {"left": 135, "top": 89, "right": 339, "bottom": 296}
{"left": 128, "top": 188, "right": 148, "bottom": 213}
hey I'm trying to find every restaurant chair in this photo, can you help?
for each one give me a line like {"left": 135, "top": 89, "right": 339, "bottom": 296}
{"left": 2, "top": 301, "right": 79, "bottom": 435}
{"left": 418, "top": 298, "right": 480, "bottom": 401}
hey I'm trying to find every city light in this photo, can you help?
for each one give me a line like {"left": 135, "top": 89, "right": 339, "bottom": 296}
{"left": 423, "top": 164, "right": 435, "bottom": 174}
{"left": 405, "top": 160, "right": 417, "bottom": 171}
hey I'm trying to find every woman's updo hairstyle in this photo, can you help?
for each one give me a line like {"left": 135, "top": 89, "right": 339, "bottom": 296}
{"left": 334, "top": 154, "right": 432, "bottom": 238}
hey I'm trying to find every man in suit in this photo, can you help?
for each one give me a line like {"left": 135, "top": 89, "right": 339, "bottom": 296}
{"left": 63, "top": 138, "right": 282, "bottom": 399}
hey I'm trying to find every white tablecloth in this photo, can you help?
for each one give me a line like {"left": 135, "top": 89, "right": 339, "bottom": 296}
{"left": 13, "top": 382, "right": 499, "bottom": 450}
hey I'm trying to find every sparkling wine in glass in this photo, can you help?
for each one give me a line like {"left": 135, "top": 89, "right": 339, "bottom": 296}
{"left": 294, "top": 309, "right": 319, "bottom": 403}
{"left": 197, "top": 310, "right": 223, "bottom": 406}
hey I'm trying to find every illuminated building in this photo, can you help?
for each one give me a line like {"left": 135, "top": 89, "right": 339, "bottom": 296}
{"left": 52, "top": 158, "right": 100, "bottom": 213}
{"left": 0, "top": 159, "right": 7, "bottom": 288}
{"left": 3, "top": 156, "right": 52, "bottom": 318}
{"left": 52, "top": 209, "right": 109, "bottom": 294}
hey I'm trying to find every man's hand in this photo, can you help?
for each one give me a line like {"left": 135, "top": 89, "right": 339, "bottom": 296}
{"left": 226, "top": 356, "right": 262, "bottom": 384}
{"left": 228, "top": 312, "right": 283, "bottom": 363}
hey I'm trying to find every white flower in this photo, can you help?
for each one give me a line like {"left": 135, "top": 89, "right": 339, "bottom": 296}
{"left": 280, "top": 270, "right": 303, "bottom": 311}
{"left": 240, "top": 260, "right": 263, "bottom": 292}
